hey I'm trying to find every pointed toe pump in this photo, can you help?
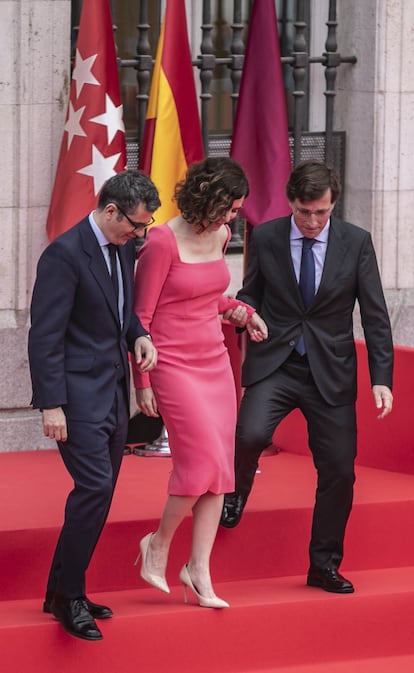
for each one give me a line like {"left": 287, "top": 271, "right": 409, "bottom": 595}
{"left": 179, "top": 564, "right": 229, "bottom": 609}
{"left": 134, "top": 532, "right": 170, "bottom": 594}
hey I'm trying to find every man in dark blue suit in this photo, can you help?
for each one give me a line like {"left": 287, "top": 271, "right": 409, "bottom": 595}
{"left": 28, "top": 170, "right": 160, "bottom": 640}
{"left": 221, "top": 160, "right": 394, "bottom": 594}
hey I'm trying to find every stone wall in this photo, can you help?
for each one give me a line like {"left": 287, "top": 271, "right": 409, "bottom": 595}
{"left": 0, "top": 1, "right": 70, "bottom": 451}
{"left": 336, "top": 0, "right": 414, "bottom": 346}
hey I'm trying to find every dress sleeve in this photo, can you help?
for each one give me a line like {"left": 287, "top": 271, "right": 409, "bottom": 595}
{"left": 218, "top": 295, "right": 256, "bottom": 320}
{"left": 132, "top": 226, "right": 173, "bottom": 388}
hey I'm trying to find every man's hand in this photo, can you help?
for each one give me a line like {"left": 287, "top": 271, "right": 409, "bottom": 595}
{"left": 136, "top": 387, "right": 159, "bottom": 417}
{"left": 42, "top": 407, "right": 67, "bottom": 442}
{"left": 372, "top": 385, "right": 393, "bottom": 419}
{"left": 135, "top": 336, "right": 158, "bottom": 372}
{"left": 246, "top": 312, "right": 268, "bottom": 342}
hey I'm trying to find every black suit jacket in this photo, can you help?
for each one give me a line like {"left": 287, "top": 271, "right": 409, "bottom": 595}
{"left": 28, "top": 217, "right": 147, "bottom": 421}
{"left": 238, "top": 215, "right": 393, "bottom": 406}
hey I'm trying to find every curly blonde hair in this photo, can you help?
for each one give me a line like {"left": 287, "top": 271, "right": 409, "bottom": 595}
{"left": 175, "top": 157, "right": 249, "bottom": 232}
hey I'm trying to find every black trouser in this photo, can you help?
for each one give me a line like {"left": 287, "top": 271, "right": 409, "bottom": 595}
{"left": 46, "top": 382, "right": 129, "bottom": 599}
{"left": 235, "top": 355, "right": 356, "bottom": 569}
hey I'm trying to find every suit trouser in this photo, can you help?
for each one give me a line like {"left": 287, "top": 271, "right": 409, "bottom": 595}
{"left": 46, "top": 381, "right": 129, "bottom": 599}
{"left": 235, "top": 354, "right": 356, "bottom": 570}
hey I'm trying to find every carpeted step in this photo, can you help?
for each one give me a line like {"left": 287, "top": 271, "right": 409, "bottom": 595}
{"left": 1, "top": 567, "right": 414, "bottom": 673}
{"left": 2, "top": 451, "right": 414, "bottom": 600}
{"left": 248, "top": 655, "right": 414, "bottom": 673}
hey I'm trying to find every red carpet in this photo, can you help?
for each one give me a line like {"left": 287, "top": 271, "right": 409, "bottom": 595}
{"left": 2, "top": 447, "right": 414, "bottom": 672}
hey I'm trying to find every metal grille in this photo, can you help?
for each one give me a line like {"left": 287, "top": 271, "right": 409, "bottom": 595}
{"left": 289, "top": 132, "right": 346, "bottom": 218}
{"left": 126, "top": 142, "right": 139, "bottom": 171}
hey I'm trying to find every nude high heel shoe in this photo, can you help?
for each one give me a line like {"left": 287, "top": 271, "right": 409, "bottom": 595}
{"left": 134, "top": 532, "right": 170, "bottom": 594}
{"left": 179, "top": 564, "right": 229, "bottom": 609}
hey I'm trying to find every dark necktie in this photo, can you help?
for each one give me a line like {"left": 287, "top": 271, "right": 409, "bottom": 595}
{"left": 299, "top": 237, "right": 316, "bottom": 308}
{"left": 107, "top": 244, "right": 119, "bottom": 302}
{"left": 296, "top": 237, "right": 316, "bottom": 355}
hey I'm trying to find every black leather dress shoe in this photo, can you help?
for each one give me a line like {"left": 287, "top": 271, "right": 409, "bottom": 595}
{"left": 307, "top": 566, "right": 355, "bottom": 594}
{"left": 44, "top": 592, "right": 113, "bottom": 619}
{"left": 220, "top": 492, "right": 247, "bottom": 528}
{"left": 50, "top": 596, "right": 103, "bottom": 641}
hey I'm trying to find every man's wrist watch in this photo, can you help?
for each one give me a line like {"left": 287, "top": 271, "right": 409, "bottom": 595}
{"left": 143, "top": 333, "right": 152, "bottom": 341}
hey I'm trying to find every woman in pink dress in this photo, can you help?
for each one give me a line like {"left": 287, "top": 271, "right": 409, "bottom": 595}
{"left": 132, "top": 157, "right": 267, "bottom": 608}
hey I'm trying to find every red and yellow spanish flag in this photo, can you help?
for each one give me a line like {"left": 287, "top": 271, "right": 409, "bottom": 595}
{"left": 139, "top": 0, "right": 204, "bottom": 225}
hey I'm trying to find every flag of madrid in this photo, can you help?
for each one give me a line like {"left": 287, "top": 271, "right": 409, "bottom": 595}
{"left": 46, "top": 0, "right": 126, "bottom": 241}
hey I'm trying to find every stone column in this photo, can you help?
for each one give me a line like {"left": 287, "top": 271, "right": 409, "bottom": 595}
{"left": 0, "top": 1, "right": 70, "bottom": 451}
{"left": 336, "top": 0, "right": 414, "bottom": 346}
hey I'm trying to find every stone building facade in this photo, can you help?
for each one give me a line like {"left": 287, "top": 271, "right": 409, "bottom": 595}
{"left": 0, "top": 0, "right": 412, "bottom": 451}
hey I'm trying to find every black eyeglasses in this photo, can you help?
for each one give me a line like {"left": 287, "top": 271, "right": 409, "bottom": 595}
{"left": 115, "top": 204, "right": 155, "bottom": 231}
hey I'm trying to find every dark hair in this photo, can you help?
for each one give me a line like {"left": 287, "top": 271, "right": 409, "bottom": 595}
{"left": 175, "top": 157, "right": 249, "bottom": 230}
{"left": 286, "top": 160, "right": 341, "bottom": 204}
{"left": 97, "top": 170, "right": 161, "bottom": 214}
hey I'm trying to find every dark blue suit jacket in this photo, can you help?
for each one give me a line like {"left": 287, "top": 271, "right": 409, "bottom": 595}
{"left": 28, "top": 217, "right": 146, "bottom": 422}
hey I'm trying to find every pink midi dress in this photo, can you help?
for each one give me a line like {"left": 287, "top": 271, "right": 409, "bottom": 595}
{"left": 133, "top": 223, "right": 254, "bottom": 496}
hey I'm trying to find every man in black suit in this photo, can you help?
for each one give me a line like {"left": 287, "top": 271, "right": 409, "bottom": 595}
{"left": 28, "top": 170, "right": 160, "bottom": 640}
{"left": 221, "top": 160, "right": 393, "bottom": 594}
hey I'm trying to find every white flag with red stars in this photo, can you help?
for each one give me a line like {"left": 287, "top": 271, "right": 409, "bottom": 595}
{"left": 46, "top": 0, "right": 126, "bottom": 241}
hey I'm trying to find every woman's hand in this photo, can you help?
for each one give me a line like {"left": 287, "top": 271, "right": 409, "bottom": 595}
{"left": 222, "top": 304, "right": 249, "bottom": 327}
{"left": 136, "top": 387, "right": 159, "bottom": 417}
{"left": 246, "top": 312, "right": 268, "bottom": 342}
{"left": 134, "top": 336, "right": 158, "bottom": 372}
